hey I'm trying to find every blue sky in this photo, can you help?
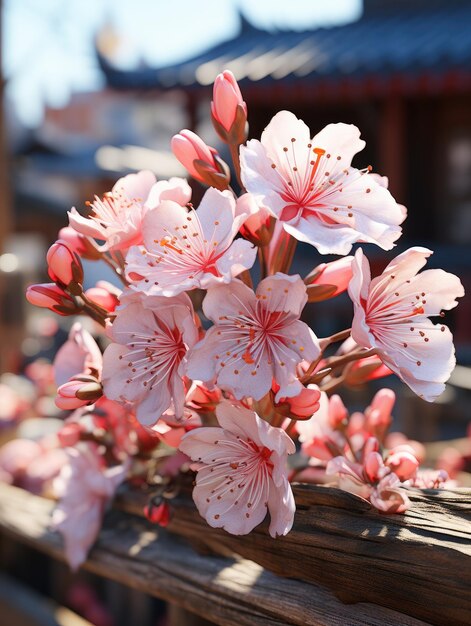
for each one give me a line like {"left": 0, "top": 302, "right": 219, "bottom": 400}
{"left": 3, "top": 0, "right": 361, "bottom": 127}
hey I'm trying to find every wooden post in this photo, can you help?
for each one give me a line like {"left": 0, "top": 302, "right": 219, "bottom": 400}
{"left": 380, "top": 97, "right": 406, "bottom": 203}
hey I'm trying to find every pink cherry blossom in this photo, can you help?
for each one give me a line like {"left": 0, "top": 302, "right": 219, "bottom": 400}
{"left": 54, "top": 323, "right": 103, "bottom": 387}
{"left": 68, "top": 170, "right": 156, "bottom": 252}
{"left": 102, "top": 292, "right": 198, "bottom": 426}
{"left": 326, "top": 453, "right": 411, "bottom": 513}
{"left": 349, "top": 247, "right": 464, "bottom": 401}
{"left": 186, "top": 274, "right": 320, "bottom": 401}
{"left": 52, "top": 444, "right": 127, "bottom": 570}
{"left": 125, "top": 187, "right": 256, "bottom": 296}
{"left": 240, "top": 111, "right": 405, "bottom": 254}
{"left": 171, "top": 130, "right": 220, "bottom": 184}
{"left": 179, "top": 402, "right": 296, "bottom": 537}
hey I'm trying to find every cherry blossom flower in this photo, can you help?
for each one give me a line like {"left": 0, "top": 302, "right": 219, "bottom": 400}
{"left": 326, "top": 452, "right": 411, "bottom": 513}
{"left": 186, "top": 274, "right": 320, "bottom": 401}
{"left": 349, "top": 247, "right": 464, "bottom": 401}
{"left": 52, "top": 444, "right": 127, "bottom": 570}
{"left": 125, "top": 187, "right": 256, "bottom": 296}
{"left": 240, "top": 111, "right": 405, "bottom": 254}
{"left": 102, "top": 292, "right": 198, "bottom": 426}
{"left": 179, "top": 402, "right": 295, "bottom": 537}
{"left": 54, "top": 323, "right": 103, "bottom": 387}
{"left": 68, "top": 170, "right": 157, "bottom": 252}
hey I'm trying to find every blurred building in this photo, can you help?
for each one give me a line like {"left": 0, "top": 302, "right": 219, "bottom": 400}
{"left": 96, "top": 0, "right": 471, "bottom": 355}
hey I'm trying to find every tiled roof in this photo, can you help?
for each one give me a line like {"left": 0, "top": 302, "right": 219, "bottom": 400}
{"left": 98, "top": 1, "right": 471, "bottom": 93}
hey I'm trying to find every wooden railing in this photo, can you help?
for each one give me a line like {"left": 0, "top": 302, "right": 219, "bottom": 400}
{"left": 0, "top": 482, "right": 470, "bottom": 626}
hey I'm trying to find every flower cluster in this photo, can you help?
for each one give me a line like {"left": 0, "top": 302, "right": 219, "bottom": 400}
{"left": 23, "top": 70, "right": 465, "bottom": 568}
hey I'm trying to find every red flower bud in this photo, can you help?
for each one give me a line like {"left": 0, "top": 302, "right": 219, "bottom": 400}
{"left": 284, "top": 386, "right": 321, "bottom": 419}
{"left": 144, "top": 501, "right": 170, "bottom": 527}
{"left": 58, "top": 227, "right": 101, "bottom": 260}
{"left": 26, "top": 283, "right": 80, "bottom": 316}
{"left": 84, "top": 282, "right": 120, "bottom": 312}
{"left": 46, "top": 240, "right": 83, "bottom": 289}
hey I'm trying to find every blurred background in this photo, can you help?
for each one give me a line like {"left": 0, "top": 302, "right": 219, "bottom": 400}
{"left": 0, "top": 1, "right": 470, "bottom": 624}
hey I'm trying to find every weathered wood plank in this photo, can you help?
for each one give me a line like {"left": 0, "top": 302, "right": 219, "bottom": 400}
{"left": 0, "top": 483, "right": 431, "bottom": 626}
{"left": 117, "top": 482, "right": 471, "bottom": 626}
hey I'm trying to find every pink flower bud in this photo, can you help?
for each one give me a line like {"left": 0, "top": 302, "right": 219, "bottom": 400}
{"left": 365, "top": 388, "right": 395, "bottom": 438}
{"left": 55, "top": 380, "right": 90, "bottom": 410}
{"left": 364, "top": 451, "right": 384, "bottom": 483}
{"left": 58, "top": 227, "right": 101, "bottom": 260}
{"left": 144, "top": 501, "right": 170, "bottom": 527}
{"left": 84, "top": 285, "right": 119, "bottom": 312}
{"left": 363, "top": 436, "right": 380, "bottom": 458}
{"left": 186, "top": 382, "right": 221, "bottom": 412}
{"left": 171, "top": 130, "right": 229, "bottom": 189}
{"left": 327, "top": 395, "right": 348, "bottom": 429}
{"left": 26, "top": 283, "right": 79, "bottom": 316}
{"left": 386, "top": 448, "right": 419, "bottom": 481}
{"left": 305, "top": 257, "right": 353, "bottom": 297}
{"left": 55, "top": 376, "right": 102, "bottom": 410}
{"left": 285, "top": 386, "right": 321, "bottom": 419}
{"left": 344, "top": 355, "right": 393, "bottom": 386}
{"left": 57, "top": 423, "right": 83, "bottom": 447}
{"left": 236, "top": 194, "right": 274, "bottom": 246}
{"left": 211, "top": 70, "right": 248, "bottom": 143}
{"left": 46, "top": 240, "right": 83, "bottom": 288}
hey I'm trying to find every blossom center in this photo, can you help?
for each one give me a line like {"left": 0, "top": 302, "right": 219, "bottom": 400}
{"left": 121, "top": 323, "right": 186, "bottom": 388}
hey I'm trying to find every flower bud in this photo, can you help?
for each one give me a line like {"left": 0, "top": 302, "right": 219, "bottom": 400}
{"left": 55, "top": 375, "right": 102, "bottom": 410}
{"left": 57, "top": 423, "right": 83, "bottom": 447}
{"left": 284, "top": 386, "right": 321, "bottom": 419}
{"left": 26, "top": 283, "right": 80, "bottom": 316}
{"left": 84, "top": 283, "right": 120, "bottom": 312}
{"left": 386, "top": 447, "right": 419, "bottom": 481}
{"left": 364, "top": 451, "right": 384, "bottom": 483}
{"left": 236, "top": 194, "right": 275, "bottom": 246}
{"left": 211, "top": 70, "right": 248, "bottom": 144}
{"left": 344, "top": 355, "right": 393, "bottom": 386}
{"left": 144, "top": 500, "right": 170, "bottom": 527}
{"left": 327, "top": 395, "right": 348, "bottom": 429}
{"left": 55, "top": 380, "right": 90, "bottom": 410}
{"left": 46, "top": 240, "right": 83, "bottom": 290}
{"left": 365, "top": 389, "right": 395, "bottom": 439}
{"left": 58, "top": 227, "right": 101, "bottom": 260}
{"left": 171, "top": 130, "right": 230, "bottom": 190}
{"left": 304, "top": 257, "right": 353, "bottom": 300}
{"left": 186, "top": 382, "right": 221, "bottom": 413}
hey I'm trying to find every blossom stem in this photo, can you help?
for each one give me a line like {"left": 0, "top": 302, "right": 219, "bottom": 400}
{"left": 279, "top": 235, "right": 297, "bottom": 275}
{"left": 238, "top": 270, "right": 254, "bottom": 289}
{"left": 284, "top": 419, "right": 297, "bottom": 437}
{"left": 258, "top": 246, "right": 268, "bottom": 280}
{"left": 319, "top": 328, "right": 351, "bottom": 351}
{"left": 304, "top": 348, "right": 377, "bottom": 385}
{"left": 101, "top": 252, "right": 129, "bottom": 286}
{"left": 319, "top": 375, "right": 347, "bottom": 395}
{"left": 229, "top": 142, "right": 245, "bottom": 191}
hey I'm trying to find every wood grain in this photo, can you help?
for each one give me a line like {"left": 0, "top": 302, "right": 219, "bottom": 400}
{"left": 117, "top": 482, "right": 471, "bottom": 626}
{"left": 0, "top": 482, "right": 433, "bottom": 626}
